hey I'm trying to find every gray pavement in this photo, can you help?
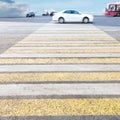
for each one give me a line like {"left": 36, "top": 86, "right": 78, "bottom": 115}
{"left": 0, "top": 16, "right": 51, "bottom": 54}
{"left": 0, "top": 116, "right": 120, "bottom": 120}
{"left": 1, "top": 64, "right": 120, "bottom": 72}
{"left": 0, "top": 16, "right": 120, "bottom": 54}
{"left": 0, "top": 83, "right": 120, "bottom": 97}
{"left": 94, "top": 16, "right": 120, "bottom": 42}
{"left": 0, "top": 15, "right": 120, "bottom": 119}
{"left": 1, "top": 53, "right": 120, "bottom": 58}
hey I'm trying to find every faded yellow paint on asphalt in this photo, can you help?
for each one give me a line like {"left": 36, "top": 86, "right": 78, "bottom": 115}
{"left": 23, "top": 37, "right": 116, "bottom": 41}
{"left": 0, "top": 99, "right": 120, "bottom": 116}
{"left": 1, "top": 58, "right": 120, "bottom": 64}
{"left": 0, "top": 72, "right": 120, "bottom": 83}
{"left": 5, "top": 49, "right": 120, "bottom": 54}
{"left": 14, "top": 43, "right": 120, "bottom": 47}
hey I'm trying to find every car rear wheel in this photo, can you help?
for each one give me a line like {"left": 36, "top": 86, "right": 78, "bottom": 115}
{"left": 58, "top": 17, "right": 65, "bottom": 23}
{"left": 116, "top": 13, "right": 120, "bottom": 17}
{"left": 83, "top": 17, "right": 89, "bottom": 23}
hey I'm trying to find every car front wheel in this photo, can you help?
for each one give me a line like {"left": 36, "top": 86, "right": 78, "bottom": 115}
{"left": 58, "top": 17, "right": 65, "bottom": 23}
{"left": 83, "top": 17, "right": 89, "bottom": 23}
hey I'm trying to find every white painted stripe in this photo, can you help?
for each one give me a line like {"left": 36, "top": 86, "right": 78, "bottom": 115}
{"left": 0, "top": 64, "right": 120, "bottom": 72}
{"left": 41, "top": 25, "right": 98, "bottom": 27}
{"left": 34, "top": 31, "right": 105, "bottom": 33}
{"left": 39, "top": 29, "right": 105, "bottom": 31}
{"left": 0, "top": 83, "right": 120, "bottom": 96}
{"left": 36, "top": 29, "right": 103, "bottom": 31}
{"left": 18, "top": 41, "right": 118, "bottom": 44}
{"left": 40, "top": 26, "right": 100, "bottom": 29}
{"left": 29, "top": 34, "right": 110, "bottom": 37}
{"left": 1, "top": 53, "right": 120, "bottom": 58}
{"left": 26, "top": 36, "right": 114, "bottom": 39}
{"left": 40, "top": 24, "right": 97, "bottom": 26}
{"left": 10, "top": 46, "right": 120, "bottom": 50}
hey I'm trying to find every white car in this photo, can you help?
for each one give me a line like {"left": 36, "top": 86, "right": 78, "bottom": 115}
{"left": 52, "top": 10, "right": 94, "bottom": 23}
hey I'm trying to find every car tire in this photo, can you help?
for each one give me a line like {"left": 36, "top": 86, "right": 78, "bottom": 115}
{"left": 83, "top": 17, "right": 89, "bottom": 23}
{"left": 113, "top": 14, "right": 117, "bottom": 17}
{"left": 26, "top": 14, "right": 29, "bottom": 17}
{"left": 58, "top": 17, "right": 65, "bottom": 23}
{"left": 116, "top": 13, "right": 120, "bottom": 17}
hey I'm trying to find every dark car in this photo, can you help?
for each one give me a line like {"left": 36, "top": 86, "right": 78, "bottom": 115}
{"left": 42, "top": 12, "right": 49, "bottom": 16}
{"left": 50, "top": 12, "right": 56, "bottom": 16}
{"left": 26, "top": 12, "right": 35, "bottom": 17}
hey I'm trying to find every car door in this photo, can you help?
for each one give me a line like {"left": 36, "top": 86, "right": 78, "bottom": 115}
{"left": 62, "top": 10, "right": 73, "bottom": 22}
{"left": 70, "top": 10, "right": 82, "bottom": 22}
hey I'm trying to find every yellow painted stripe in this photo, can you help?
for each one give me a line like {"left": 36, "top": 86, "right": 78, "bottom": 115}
{"left": 0, "top": 99, "right": 120, "bottom": 116}
{"left": 0, "top": 72, "right": 120, "bottom": 83}
{"left": 14, "top": 43, "right": 120, "bottom": 47}
{"left": 5, "top": 49, "right": 120, "bottom": 54}
{"left": 1, "top": 58, "right": 120, "bottom": 64}
{"left": 24, "top": 37, "right": 115, "bottom": 41}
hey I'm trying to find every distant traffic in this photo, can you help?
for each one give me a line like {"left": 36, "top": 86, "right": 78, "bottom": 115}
{"left": 104, "top": 2, "right": 120, "bottom": 17}
{"left": 52, "top": 10, "right": 94, "bottom": 23}
{"left": 26, "top": 10, "right": 55, "bottom": 18}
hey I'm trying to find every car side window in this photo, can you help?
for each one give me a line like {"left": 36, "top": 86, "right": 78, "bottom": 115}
{"left": 71, "top": 10, "right": 79, "bottom": 14}
{"left": 63, "top": 10, "right": 80, "bottom": 14}
{"left": 64, "top": 10, "right": 72, "bottom": 14}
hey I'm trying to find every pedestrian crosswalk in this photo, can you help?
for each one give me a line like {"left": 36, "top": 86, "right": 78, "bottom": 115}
{"left": 0, "top": 99, "right": 120, "bottom": 116}
{"left": 0, "top": 22, "right": 120, "bottom": 119}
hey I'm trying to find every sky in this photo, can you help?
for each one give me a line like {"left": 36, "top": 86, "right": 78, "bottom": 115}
{"left": 0, "top": 0, "right": 120, "bottom": 17}
{"left": 15, "top": 0, "right": 120, "bottom": 14}
{"left": 0, "top": 0, "right": 28, "bottom": 17}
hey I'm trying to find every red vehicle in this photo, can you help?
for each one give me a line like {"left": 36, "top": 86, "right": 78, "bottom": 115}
{"left": 105, "top": 3, "right": 120, "bottom": 17}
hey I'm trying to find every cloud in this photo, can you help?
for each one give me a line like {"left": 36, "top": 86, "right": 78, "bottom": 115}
{"left": 0, "top": 0, "right": 14, "bottom": 3}
{"left": 0, "top": 0, "right": 29, "bottom": 17}
{"left": 31, "top": 0, "right": 93, "bottom": 14}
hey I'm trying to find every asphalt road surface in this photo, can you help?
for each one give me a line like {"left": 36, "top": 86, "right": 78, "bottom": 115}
{"left": 0, "top": 16, "right": 51, "bottom": 53}
{"left": 94, "top": 16, "right": 120, "bottom": 42}
{"left": 0, "top": 16, "right": 120, "bottom": 53}
{"left": 0, "top": 16, "right": 120, "bottom": 120}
